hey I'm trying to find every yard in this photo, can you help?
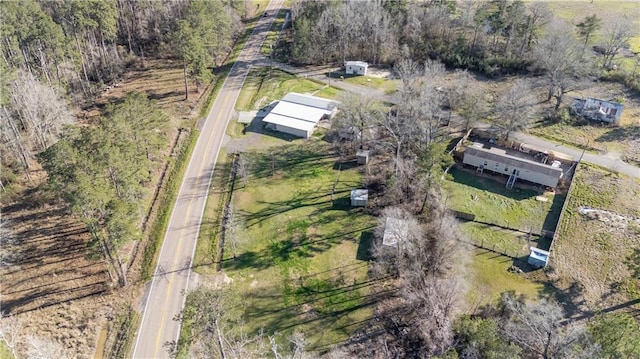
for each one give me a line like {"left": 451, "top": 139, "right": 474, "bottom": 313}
{"left": 234, "top": 68, "right": 335, "bottom": 111}
{"left": 217, "top": 141, "right": 377, "bottom": 350}
{"left": 341, "top": 73, "right": 399, "bottom": 95}
{"left": 442, "top": 166, "right": 564, "bottom": 308}
{"left": 551, "top": 163, "right": 640, "bottom": 315}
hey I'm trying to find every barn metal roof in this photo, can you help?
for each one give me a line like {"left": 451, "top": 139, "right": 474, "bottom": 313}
{"left": 262, "top": 113, "right": 316, "bottom": 132}
{"left": 282, "top": 93, "right": 338, "bottom": 111}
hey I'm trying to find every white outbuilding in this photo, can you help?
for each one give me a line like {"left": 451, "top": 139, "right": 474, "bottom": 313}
{"left": 262, "top": 93, "right": 338, "bottom": 138}
{"left": 350, "top": 189, "right": 368, "bottom": 207}
{"left": 345, "top": 61, "right": 368, "bottom": 76}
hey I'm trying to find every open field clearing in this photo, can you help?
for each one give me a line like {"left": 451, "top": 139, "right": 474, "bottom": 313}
{"left": 540, "top": 0, "right": 640, "bottom": 52}
{"left": 216, "top": 141, "right": 377, "bottom": 350}
{"left": 551, "top": 163, "right": 640, "bottom": 315}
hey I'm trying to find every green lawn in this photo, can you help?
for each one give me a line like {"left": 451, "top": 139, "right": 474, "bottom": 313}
{"left": 468, "top": 250, "right": 545, "bottom": 309}
{"left": 221, "top": 141, "right": 377, "bottom": 350}
{"left": 342, "top": 74, "right": 399, "bottom": 94}
{"left": 235, "top": 68, "right": 327, "bottom": 111}
{"left": 443, "top": 166, "right": 565, "bottom": 233}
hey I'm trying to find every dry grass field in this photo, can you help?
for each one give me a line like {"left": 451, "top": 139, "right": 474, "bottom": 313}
{"left": 550, "top": 163, "right": 640, "bottom": 319}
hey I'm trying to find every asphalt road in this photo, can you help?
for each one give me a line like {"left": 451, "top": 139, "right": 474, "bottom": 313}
{"left": 132, "top": 2, "right": 282, "bottom": 358}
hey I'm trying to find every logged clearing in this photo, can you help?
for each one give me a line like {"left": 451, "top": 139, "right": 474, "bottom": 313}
{"left": 551, "top": 163, "right": 640, "bottom": 317}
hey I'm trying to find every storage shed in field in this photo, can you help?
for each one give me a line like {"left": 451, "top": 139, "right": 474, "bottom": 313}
{"left": 463, "top": 145, "right": 563, "bottom": 188}
{"left": 350, "top": 189, "right": 368, "bottom": 207}
{"left": 345, "top": 61, "right": 368, "bottom": 75}
{"left": 262, "top": 93, "right": 338, "bottom": 138}
{"left": 528, "top": 247, "right": 550, "bottom": 268}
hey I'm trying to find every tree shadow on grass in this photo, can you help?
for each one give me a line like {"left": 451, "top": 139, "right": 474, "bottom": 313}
{"left": 240, "top": 279, "right": 395, "bottom": 350}
{"left": 538, "top": 279, "right": 589, "bottom": 321}
{"left": 595, "top": 125, "right": 640, "bottom": 143}
{"left": 541, "top": 193, "right": 567, "bottom": 233}
{"left": 447, "top": 166, "right": 537, "bottom": 201}
{"left": 223, "top": 225, "right": 374, "bottom": 272}
{"left": 245, "top": 143, "right": 338, "bottom": 180}
{"left": 240, "top": 188, "right": 354, "bottom": 227}
{"left": 356, "top": 231, "right": 375, "bottom": 261}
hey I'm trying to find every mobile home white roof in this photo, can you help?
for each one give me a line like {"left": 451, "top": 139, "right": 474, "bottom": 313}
{"left": 271, "top": 101, "right": 331, "bottom": 123}
{"left": 345, "top": 61, "right": 368, "bottom": 67}
{"left": 262, "top": 113, "right": 316, "bottom": 132}
{"left": 282, "top": 93, "right": 337, "bottom": 111}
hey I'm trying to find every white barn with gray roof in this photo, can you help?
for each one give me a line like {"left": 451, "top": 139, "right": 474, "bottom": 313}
{"left": 262, "top": 93, "right": 338, "bottom": 138}
{"left": 463, "top": 145, "right": 563, "bottom": 188}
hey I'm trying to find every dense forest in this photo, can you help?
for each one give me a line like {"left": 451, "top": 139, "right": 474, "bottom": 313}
{"left": 287, "top": 0, "right": 637, "bottom": 86}
{"left": 0, "top": 0, "right": 247, "bottom": 283}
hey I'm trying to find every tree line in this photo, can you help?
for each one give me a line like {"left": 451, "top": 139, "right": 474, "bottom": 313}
{"left": 288, "top": 0, "right": 637, "bottom": 84}
{"left": 1, "top": 0, "right": 249, "bottom": 277}
{"left": 0, "top": 0, "right": 246, "bottom": 183}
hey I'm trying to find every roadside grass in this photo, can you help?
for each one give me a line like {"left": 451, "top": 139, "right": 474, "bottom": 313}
{"left": 260, "top": 9, "right": 288, "bottom": 56}
{"left": 553, "top": 163, "right": 640, "bottom": 305}
{"left": 221, "top": 140, "right": 376, "bottom": 350}
{"left": 192, "top": 149, "right": 233, "bottom": 276}
{"left": 235, "top": 68, "right": 326, "bottom": 111}
{"left": 342, "top": 75, "right": 399, "bottom": 94}
{"left": 443, "top": 166, "right": 564, "bottom": 233}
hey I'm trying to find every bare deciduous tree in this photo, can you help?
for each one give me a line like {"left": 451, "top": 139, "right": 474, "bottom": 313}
{"left": 0, "top": 312, "right": 21, "bottom": 359}
{"left": 332, "top": 92, "right": 381, "bottom": 150}
{"left": 533, "top": 20, "right": 593, "bottom": 112}
{"left": 600, "top": 17, "right": 635, "bottom": 69}
{"left": 494, "top": 79, "right": 537, "bottom": 140}
{"left": 372, "top": 196, "right": 471, "bottom": 357}
{"left": 9, "top": 70, "right": 73, "bottom": 152}
{"left": 499, "top": 293, "right": 601, "bottom": 359}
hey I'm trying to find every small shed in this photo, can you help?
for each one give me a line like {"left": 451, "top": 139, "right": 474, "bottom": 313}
{"left": 528, "top": 247, "right": 550, "bottom": 268}
{"left": 382, "top": 217, "right": 408, "bottom": 248}
{"left": 350, "top": 189, "right": 368, "bottom": 207}
{"left": 357, "top": 149, "right": 370, "bottom": 165}
{"left": 345, "top": 61, "right": 368, "bottom": 76}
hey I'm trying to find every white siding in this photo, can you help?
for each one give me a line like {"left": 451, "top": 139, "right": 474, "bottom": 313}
{"left": 275, "top": 124, "right": 310, "bottom": 138}
{"left": 463, "top": 153, "right": 560, "bottom": 187}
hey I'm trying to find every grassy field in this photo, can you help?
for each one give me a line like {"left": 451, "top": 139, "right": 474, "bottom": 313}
{"left": 541, "top": 0, "right": 640, "bottom": 52}
{"left": 443, "top": 166, "right": 565, "bottom": 234}
{"left": 468, "top": 251, "right": 545, "bottom": 310}
{"left": 342, "top": 74, "right": 400, "bottom": 95}
{"left": 217, "top": 141, "right": 376, "bottom": 350}
{"left": 234, "top": 68, "right": 332, "bottom": 111}
{"left": 552, "top": 163, "right": 640, "bottom": 308}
